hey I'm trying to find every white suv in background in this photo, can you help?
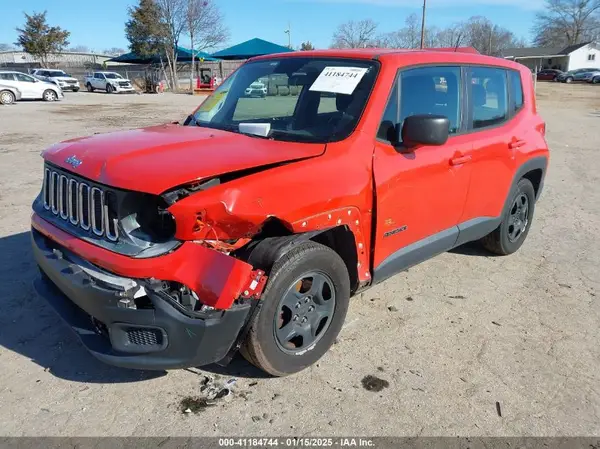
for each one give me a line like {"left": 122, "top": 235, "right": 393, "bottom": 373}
{"left": 0, "top": 71, "right": 63, "bottom": 101}
{"left": 85, "top": 72, "right": 135, "bottom": 93}
{"left": 31, "top": 69, "right": 80, "bottom": 92}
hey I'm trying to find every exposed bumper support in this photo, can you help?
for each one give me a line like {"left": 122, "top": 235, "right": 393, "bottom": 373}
{"left": 32, "top": 229, "right": 252, "bottom": 370}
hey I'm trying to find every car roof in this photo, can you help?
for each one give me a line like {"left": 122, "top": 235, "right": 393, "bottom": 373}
{"left": 249, "top": 48, "right": 524, "bottom": 70}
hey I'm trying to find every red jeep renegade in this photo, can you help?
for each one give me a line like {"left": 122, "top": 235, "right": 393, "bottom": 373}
{"left": 32, "top": 49, "right": 549, "bottom": 376}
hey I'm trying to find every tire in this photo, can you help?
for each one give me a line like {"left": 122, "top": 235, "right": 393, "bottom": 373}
{"left": 73, "top": 88, "right": 80, "bottom": 92}
{"left": 43, "top": 89, "right": 58, "bottom": 101}
{"left": 565, "top": 77, "right": 573, "bottom": 83}
{"left": 593, "top": 77, "right": 600, "bottom": 85}
{"left": 0, "top": 90, "right": 16, "bottom": 105}
{"left": 241, "top": 241, "right": 350, "bottom": 376}
{"left": 106, "top": 84, "right": 113, "bottom": 94}
{"left": 86, "top": 83, "right": 94, "bottom": 92}
{"left": 481, "top": 178, "right": 536, "bottom": 256}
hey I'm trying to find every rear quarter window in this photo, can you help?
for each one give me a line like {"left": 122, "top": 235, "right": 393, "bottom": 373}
{"left": 509, "top": 70, "right": 524, "bottom": 113}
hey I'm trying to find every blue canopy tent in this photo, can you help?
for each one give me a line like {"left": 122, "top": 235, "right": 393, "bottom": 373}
{"left": 108, "top": 47, "right": 219, "bottom": 64}
{"left": 211, "top": 38, "right": 294, "bottom": 60}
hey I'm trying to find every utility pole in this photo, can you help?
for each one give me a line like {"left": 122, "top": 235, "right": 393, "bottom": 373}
{"left": 285, "top": 22, "right": 292, "bottom": 49}
{"left": 420, "top": 0, "right": 427, "bottom": 49}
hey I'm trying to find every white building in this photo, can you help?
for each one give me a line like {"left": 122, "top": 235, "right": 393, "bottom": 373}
{"left": 502, "top": 42, "right": 600, "bottom": 72}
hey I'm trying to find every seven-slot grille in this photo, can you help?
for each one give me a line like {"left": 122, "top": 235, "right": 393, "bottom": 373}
{"left": 42, "top": 167, "right": 119, "bottom": 241}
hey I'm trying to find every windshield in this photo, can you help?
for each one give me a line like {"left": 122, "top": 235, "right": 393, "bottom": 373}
{"left": 49, "top": 71, "right": 69, "bottom": 77}
{"left": 190, "top": 57, "right": 379, "bottom": 143}
{"left": 105, "top": 73, "right": 123, "bottom": 79}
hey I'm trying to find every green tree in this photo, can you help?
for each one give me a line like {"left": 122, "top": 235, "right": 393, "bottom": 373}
{"left": 15, "top": 11, "right": 70, "bottom": 67}
{"left": 125, "top": 0, "right": 166, "bottom": 58}
{"left": 300, "top": 41, "right": 314, "bottom": 51}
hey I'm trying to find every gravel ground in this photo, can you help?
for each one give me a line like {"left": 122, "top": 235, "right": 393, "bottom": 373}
{"left": 0, "top": 85, "right": 599, "bottom": 437}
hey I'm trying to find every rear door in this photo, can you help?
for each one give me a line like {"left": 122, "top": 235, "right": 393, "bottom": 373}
{"left": 0, "top": 72, "right": 18, "bottom": 91}
{"left": 457, "top": 66, "right": 522, "bottom": 243}
{"left": 372, "top": 65, "right": 472, "bottom": 282}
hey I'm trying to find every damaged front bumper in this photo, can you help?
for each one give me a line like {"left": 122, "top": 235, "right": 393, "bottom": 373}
{"left": 31, "top": 215, "right": 264, "bottom": 370}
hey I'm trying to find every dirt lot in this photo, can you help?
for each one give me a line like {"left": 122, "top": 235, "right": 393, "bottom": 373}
{"left": 0, "top": 84, "right": 599, "bottom": 437}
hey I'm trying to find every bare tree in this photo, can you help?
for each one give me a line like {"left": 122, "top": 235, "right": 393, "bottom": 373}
{"left": 186, "top": 0, "right": 229, "bottom": 91}
{"left": 378, "top": 14, "right": 422, "bottom": 49}
{"left": 104, "top": 47, "right": 126, "bottom": 56}
{"left": 330, "top": 19, "right": 379, "bottom": 48}
{"left": 69, "top": 45, "right": 89, "bottom": 53}
{"left": 533, "top": 0, "right": 600, "bottom": 47}
{"left": 156, "top": 0, "right": 187, "bottom": 91}
{"left": 434, "top": 23, "right": 466, "bottom": 49}
{"left": 463, "top": 16, "right": 524, "bottom": 56}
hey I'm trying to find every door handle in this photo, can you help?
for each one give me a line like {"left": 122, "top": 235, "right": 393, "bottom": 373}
{"left": 450, "top": 155, "right": 472, "bottom": 166}
{"left": 509, "top": 140, "right": 526, "bottom": 149}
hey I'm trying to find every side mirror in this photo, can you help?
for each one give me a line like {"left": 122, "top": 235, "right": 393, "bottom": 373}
{"left": 396, "top": 115, "right": 450, "bottom": 148}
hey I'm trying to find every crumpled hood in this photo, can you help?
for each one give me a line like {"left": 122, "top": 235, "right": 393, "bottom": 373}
{"left": 42, "top": 124, "right": 326, "bottom": 195}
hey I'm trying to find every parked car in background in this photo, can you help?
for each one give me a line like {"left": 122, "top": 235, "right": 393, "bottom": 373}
{"left": 31, "top": 69, "right": 80, "bottom": 92}
{"left": 558, "top": 68, "right": 599, "bottom": 83}
{"left": 583, "top": 70, "right": 600, "bottom": 84}
{"left": 85, "top": 72, "right": 135, "bottom": 93}
{"left": 0, "top": 70, "right": 63, "bottom": 101}
{"left": 0, "top": 84, "right": 21, "bottom": 105}
{"left": 245, "top": 81, "right": 267, "bottom": 97}
{"left": 536, "top": 69, "right": 563, "bottom": 81}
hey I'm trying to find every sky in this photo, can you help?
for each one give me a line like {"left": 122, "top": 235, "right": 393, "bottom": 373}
{"left": 1, "top": 0, "right": 546, "bottom": 53}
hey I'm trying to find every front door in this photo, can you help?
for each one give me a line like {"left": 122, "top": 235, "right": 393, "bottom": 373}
{"left": 372, "top": 65, "right": 472, "bottom": 283}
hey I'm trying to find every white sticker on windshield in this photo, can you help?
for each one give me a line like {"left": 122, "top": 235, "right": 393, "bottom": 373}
{"left": 309, "top": 66, "right": 369, "bottom": 95}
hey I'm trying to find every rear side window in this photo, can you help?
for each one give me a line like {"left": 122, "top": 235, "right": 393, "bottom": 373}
{"left": 470, "top": 67, "right": 508, "bottom": 129}
{"left": 0, "top": 73, "right": 14, "bottom": 81}
{"left": 509, "top": 70, "right": 524, "bottom": 112}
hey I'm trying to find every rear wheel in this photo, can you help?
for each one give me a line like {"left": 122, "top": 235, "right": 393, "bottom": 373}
{"left": 43, "top": 89, "right": 58, "bottom": 101}
{"left": 481, "top": 178, "right": 536, "bottom": 256}
{"left": 241, "top": 241, "right": 350, "bottom": 376}
{"left": 565, "top": 77, "right": 574, "bottom": 83}
{"left": 593, "top": 77, "right": 600, "bottom": 84}
{"left": 0, "top": 90, "right": 16, "bottom": 105}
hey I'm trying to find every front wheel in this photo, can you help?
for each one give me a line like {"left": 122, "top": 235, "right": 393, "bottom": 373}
{"left": 106, "top": 84, "right": 113, "bottom": 94}
{"left": 73, "top": 87, "right": 80, "bottom": 92}
{"left": 593, "top": 77, "right": 600, "bottom": 84}
{"left": 43, "top": 89, "right": 58, "bottom": 101}
{"left": 0, "top": 90, "right": 16, "bottom": 105}
{"left": 565, "top": 77, "right": 573, "bottom": 83}
{"left": 86, "top": 83, "right": 94, "bottom": 92}
{"left": 481, "top": 178, "right": 536, "bottom": 256}
{"left": 241, "top": 241, "right": 350, "bottom": 376}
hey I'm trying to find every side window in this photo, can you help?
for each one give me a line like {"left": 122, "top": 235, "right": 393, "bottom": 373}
{"left": 377, "top": 83, "right": 398, "bottom": 141}
{"left": 470, "top": 67, "right": 508, "bottom": 129}
{"left": 509, "top": 70, "right": 524, "bottom": 113}
{"left": 0, "top": 73, "right": 15, "bottom": 81}
{"left": 15, "top": 73, "right": 35, "bottom": 83}
{"left": 400, "top": 66, "right": 461, "bottom": 135}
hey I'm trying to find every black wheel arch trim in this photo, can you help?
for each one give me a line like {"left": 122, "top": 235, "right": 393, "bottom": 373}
{"left": 505, "top": 156, "right": 548, "bottom": 207}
